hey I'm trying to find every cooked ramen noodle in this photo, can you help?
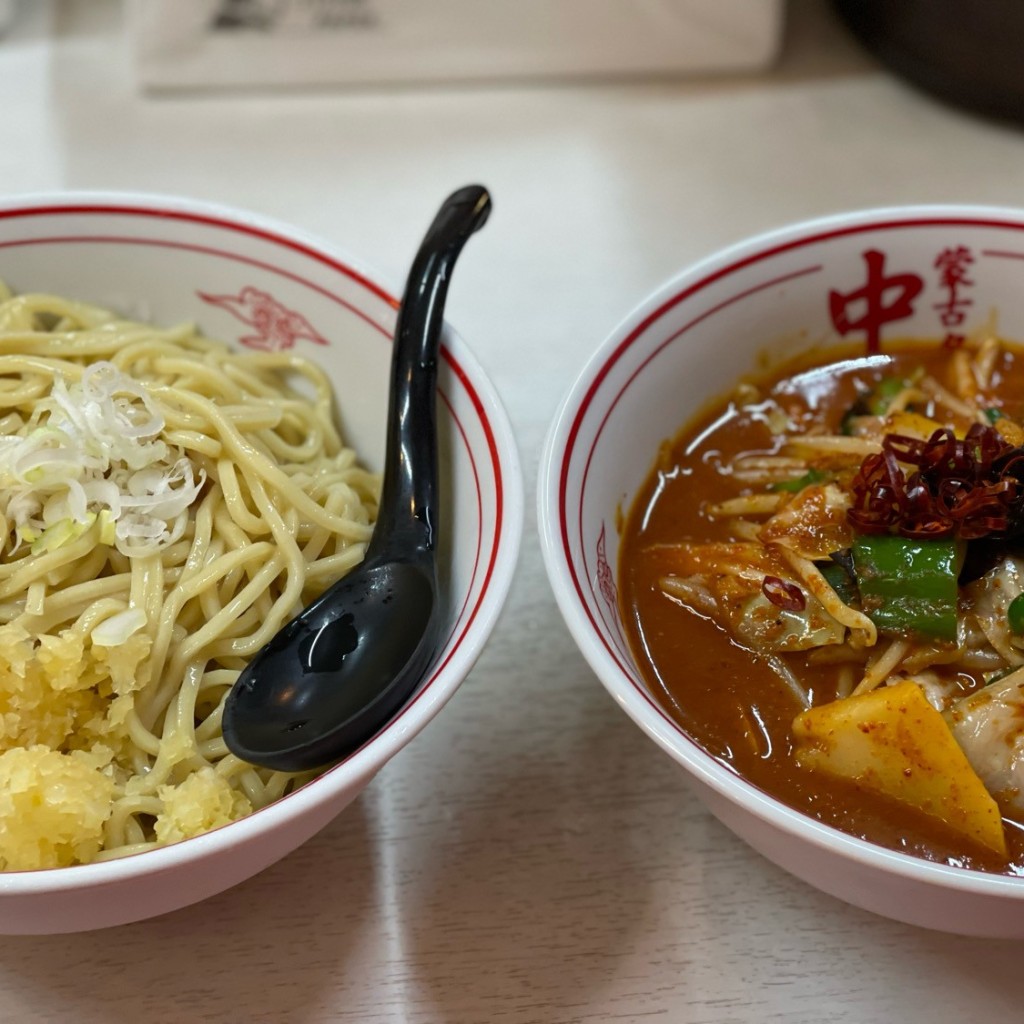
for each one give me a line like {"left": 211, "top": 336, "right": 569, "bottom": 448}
{"left": 0, "top": 283, "right": 378, "bottom": 869}
{"left": 620, "top": 328, "right": 1024, "bottom": 872}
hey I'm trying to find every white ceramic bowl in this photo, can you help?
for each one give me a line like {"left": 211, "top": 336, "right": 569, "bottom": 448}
{"left": 0, "top": 192, "right": 523, "bottom": 934}
{"left": 539, "top": 204, "right": 1024, "bottom": 938}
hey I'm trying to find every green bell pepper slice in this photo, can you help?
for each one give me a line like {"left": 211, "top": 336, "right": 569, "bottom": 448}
{"left": 869, "top": 376, "right": 907, "bottom": 415}
{"left": 818, "top": 559, "right": 858, "bottom": 606}
{"left": 769, "top": 468, "right": 828, "bottom": 494}
{"left": 1008, "top": 593, "right": 1024, "bottom": 635}
{"left": 851, "top": 534, "right": 964, "bottom": 642}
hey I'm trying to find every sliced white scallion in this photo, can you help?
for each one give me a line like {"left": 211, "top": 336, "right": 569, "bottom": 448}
{"left": 30, "top": 513, "right": 96, "bottom": 555}
{"left": 0, "top": 362, "right": 206, "bottom": 558}
{"left": 90, "top": 608, "right": 148, "bottom": 647}
{"left": 25, "top": 581, "right": 46, "bottom": 616}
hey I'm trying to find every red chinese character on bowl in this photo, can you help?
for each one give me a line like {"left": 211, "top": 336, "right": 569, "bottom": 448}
{"left": 934, "top": 245, "right": 976, "bottom": 348}
{"left": 829, "top": 249, "right": 924, "bottom": 354}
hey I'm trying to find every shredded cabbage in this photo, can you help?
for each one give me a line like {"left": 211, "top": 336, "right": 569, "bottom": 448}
{"left": 0, "top": 362, "right": 205, "bottom": 558}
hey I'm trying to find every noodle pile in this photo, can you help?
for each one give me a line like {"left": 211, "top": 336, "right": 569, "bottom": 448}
{"left": 0, "top": 283, "right": 379, "bottom": 869}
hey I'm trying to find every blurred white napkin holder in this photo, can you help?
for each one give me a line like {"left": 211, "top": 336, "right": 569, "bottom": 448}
{"left": 128, "top": 0, "right": 784, "bottom": 90}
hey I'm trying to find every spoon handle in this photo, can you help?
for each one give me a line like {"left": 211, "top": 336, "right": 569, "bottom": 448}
{"left": 369, "top": 184, "right": 492, "bottom": 560}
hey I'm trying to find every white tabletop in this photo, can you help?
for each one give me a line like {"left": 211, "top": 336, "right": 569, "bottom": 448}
{"left": 3, "top": 2, "right": 1024, "bottom": 1021}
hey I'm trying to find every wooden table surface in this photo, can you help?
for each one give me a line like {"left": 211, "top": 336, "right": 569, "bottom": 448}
{"left": 3, "top": 2, "right": 1024, "bottom": 1021}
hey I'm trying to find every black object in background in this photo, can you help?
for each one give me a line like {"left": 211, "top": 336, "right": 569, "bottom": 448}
{"left": 833, "top": 0, "right": 1024, "bottom": 127}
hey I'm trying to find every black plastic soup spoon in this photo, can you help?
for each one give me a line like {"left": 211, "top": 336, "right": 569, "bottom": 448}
{"left": 222, "top": 185, "right": 491, "bottom": 772}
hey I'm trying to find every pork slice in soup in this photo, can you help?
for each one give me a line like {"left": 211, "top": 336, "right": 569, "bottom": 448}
{"left": 619, "top": 337, "right": 1024, "bottom": 873}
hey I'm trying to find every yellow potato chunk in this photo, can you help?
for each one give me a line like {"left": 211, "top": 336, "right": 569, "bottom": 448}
{"left": 993, "top": 414, "right": 1024, "bottom": 448}
{"left": 793, "top": 680, "right": 1007, "bottom": 858}
{"left": 884, "top": 410, "right": 943, "bottom": 441}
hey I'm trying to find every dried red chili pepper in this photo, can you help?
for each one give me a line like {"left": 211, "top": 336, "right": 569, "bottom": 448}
{"left": 847, "top": 424, "right": 1024, "bottom": 539}
{"left": 762, "top": 575, "right": 807, "bottom": 611}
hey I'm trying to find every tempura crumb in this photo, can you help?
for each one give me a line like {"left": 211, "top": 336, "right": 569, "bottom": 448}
{"left": 0, "top": 626, "right": 106, "bottom": 750}
{"left": 0, "top": 745, "right": 114, "bottom": 870}
{"left": 154, "top": 767, "right": 252, "bottom": 846}
{"left": 0, "top": 621, "right": 153, "bottom": 868}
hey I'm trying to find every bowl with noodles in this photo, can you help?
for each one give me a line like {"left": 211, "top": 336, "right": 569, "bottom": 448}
{"left": 0, "top": 192, "right": 522, "bottom": 934}
{"left": 540, "top": 205, "right": 1024, "bottom": 937}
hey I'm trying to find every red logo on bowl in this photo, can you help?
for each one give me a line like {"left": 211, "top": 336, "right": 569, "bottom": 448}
{"left": 829, "top": 249, "right": 924, "bottom": 354}
{"left": 934, "top": 245, "right": 976, "bottom": 349}
{"left": 596, "top": 523, "right": 617, "bottom": 610}
{"left": 595, "top": 523, "right": 629, "bottom": 660}
{"left": 198, "top": 287, "right": 329, "bottom": 351}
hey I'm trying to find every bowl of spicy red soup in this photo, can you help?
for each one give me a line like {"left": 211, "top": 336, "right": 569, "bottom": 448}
{"left": 539, "top": 205, "right": 1024, "bottom": 938}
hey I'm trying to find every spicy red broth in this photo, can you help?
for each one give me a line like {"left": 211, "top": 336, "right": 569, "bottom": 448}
{"left": 619, "top": 338, "right": 1024, "bottom": 873}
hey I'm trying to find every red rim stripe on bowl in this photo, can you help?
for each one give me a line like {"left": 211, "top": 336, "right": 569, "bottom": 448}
{"left": 0, "top": 235, "right": 390, "bottom": 336}
{"left": 432, "top": 346, "right": 504, "bottom": 680}
{"left": 0, "top": 204, "right": 397, "bottom": 308}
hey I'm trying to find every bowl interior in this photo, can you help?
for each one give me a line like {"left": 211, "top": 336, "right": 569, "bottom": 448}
{"left": 0, "top": 195, "right": 521, "bottom": 913}
{"left": 543, "top": 206, "right": 1024, "bottom": 888}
